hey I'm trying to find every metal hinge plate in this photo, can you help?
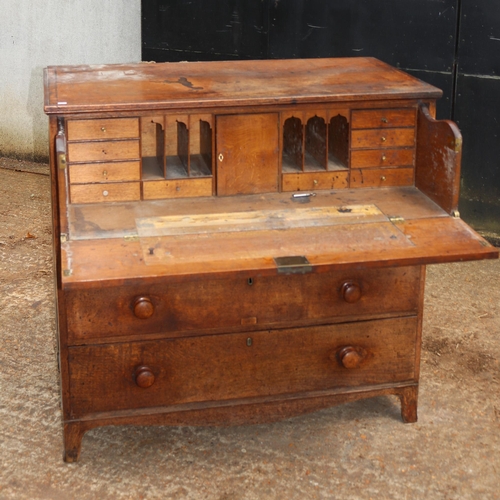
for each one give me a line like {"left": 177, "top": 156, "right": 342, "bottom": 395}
{"left": 274, "top": 255, "right": 313, "bottom": 275}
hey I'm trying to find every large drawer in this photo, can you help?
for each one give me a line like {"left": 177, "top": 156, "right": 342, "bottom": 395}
{"left": 68, "top": 316, "right": 418, "bottom": 417}
{"left": 65, "top": 266, "right": 422, "bottom": 342}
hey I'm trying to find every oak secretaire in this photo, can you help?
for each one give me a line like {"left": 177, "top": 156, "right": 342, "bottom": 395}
{"left": 43, "top": 58, "right": 498, "bottom": 462}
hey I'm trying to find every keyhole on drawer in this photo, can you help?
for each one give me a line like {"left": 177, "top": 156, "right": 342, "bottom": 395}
{"left": 247, "top": 277, "right": 253, "bottom": 286}
{"left": 101, "top": 126, "right": 106, "bottom": 132}
{"left": 246, "top": 337, "right": 253, "bottom": 347}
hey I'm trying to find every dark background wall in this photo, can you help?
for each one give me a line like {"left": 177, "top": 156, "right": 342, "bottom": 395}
{"left": 142, "top": 0, "right": 500, "bottom": 240}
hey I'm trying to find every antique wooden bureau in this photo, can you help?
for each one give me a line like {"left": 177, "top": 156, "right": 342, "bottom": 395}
{"left": 44, "top": 58, "right": 498, "bottom": 461}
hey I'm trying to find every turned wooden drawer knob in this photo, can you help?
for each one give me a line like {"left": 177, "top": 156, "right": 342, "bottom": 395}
{"left": 341, "top": 281, "right": 362, "bottom": 303}
{"left": 338, "top": 346, "right": 363, "bottom": 369}
{"left": 134, "top": 366, "right": 155, "bottom": 388}
{"left": 133, "top": 297, "right": 154, "bottom": 319}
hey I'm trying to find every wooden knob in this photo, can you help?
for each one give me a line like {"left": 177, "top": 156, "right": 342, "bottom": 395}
{"left": 134, "top": 366, "right": 155, "bottom": 388}
{"left": 341, "top": 281, "right": 362, "bottom": 303}
{"left": 338, "top": 346, "right": 363, "bottom": 369}
{"left": 133, "top": 297, "right": 154, "bottom": 319}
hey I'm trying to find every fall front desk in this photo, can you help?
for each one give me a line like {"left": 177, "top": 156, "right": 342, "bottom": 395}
{"left": 43, "top": 58, "right": 498, "bottom": 461}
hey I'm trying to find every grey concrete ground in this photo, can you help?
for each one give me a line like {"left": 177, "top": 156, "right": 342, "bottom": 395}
{"left": 0, "top": 157, "right": 499, "bottom": 499}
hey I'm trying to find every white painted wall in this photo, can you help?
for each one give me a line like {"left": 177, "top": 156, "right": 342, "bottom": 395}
{"left": 0, "top": 0, "right": 141, "bottom": 161}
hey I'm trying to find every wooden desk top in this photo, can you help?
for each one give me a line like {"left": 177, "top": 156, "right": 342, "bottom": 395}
{"left": 44, "top": 57, "right": 442, "bottom": 115}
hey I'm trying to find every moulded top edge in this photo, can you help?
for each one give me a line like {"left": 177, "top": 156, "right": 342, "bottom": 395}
{"left": 43, "top": 58, "right": 443, "bottom": 115}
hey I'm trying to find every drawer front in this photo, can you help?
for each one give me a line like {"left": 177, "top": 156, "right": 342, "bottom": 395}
{"left": 69, "top": 161, "right": 141, "bottom": 184}
{"left": 68, "top": 140, "right": 140, "bottom": 163}
{"left": 68, "top": 317, "right": 418, "bottom": 416}
{"left": 66, "top": 266, "right": 422, "bottom": 342}
{"left": 351, "top": 129, "right": 415, "bottom": 149}
{"left": 350, "top": 149, "right": 415, "bottom": 169}
{"left": 350, "top": 168, "right": 414, "bottom": 188}
{"left": 70, "top": 182, "right": 140, "bottom": 204}
{"left": 143, "top": 178, "right": 213, "bottom": 200}
{"left": 351, "top": 109, "right": 416, "bottom": 129}
{"left": 281, "top": 171, "right": 349, "bottom": 192}
{"left": 67, "top": 118, "right": 139, "bottom": 141}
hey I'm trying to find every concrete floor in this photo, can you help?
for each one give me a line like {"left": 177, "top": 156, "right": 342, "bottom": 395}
{"left": 0, "top": 157, "right": 499, "bottom": 500}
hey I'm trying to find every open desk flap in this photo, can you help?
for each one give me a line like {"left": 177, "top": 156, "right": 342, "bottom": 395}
{"left": 60, "top": 188, "right": 497, "bottom": 286}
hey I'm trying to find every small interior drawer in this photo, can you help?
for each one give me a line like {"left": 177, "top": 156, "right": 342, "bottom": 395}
{"left": 68, "top": 140, "right": 140, "bottom": 163}
{"left": 351, "top": 109, "right": 416, "bottom": 129}
{"left": 67, "top": 118, "right": 139, "bottom": 141}
{"left": 351, "top": 129, "right": 415, "bottom": 149}
{"left": 70, "top": 182, "right": 140, "bottom": 204}
{"left": 282, "top": 171, "right": 349, "bottom": 192}
{"left": 69, "top": 161, "right": 141, "bottom": 184}
{"left": 350, "top": 167, "right": 414, "bottom": 188}
{"left": 67, "top": 316, "right": 418, "bottom": 416}
{"left": 350, "top": 149, "right": 415, "bottom": 169}
{"left": 143, "top": 178, "right": 213, "bottom": 200}
{"left": 65, "top": 266, "right": 422, "bottom": 342}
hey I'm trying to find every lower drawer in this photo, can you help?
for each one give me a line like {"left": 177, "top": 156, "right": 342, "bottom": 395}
{"left": 68, "top": 317, "right": 418, "bottom": 417}
{"left": 65, "top": 266, "right": 422, "bottom": 342}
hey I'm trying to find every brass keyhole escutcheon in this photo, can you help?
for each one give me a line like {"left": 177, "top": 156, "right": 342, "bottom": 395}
{"left": 381, "top": 136, "right": 387, "bottom": 142}
{"left": 246, "top": 337, "right": 253, "bottom": 347}
{"left": 218, "top": 153, "right": 224, "bottom": 162}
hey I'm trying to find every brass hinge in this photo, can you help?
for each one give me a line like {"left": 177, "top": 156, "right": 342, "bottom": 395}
{"left": 60, "top": 233, "right": 68, "bottom": 243}
{"left": 274, "top": 255, "right": 313, "bottom": 275}
{"left": 57, "top": 153, "right": 67, "bottom": 170}
{"left": 388, "top": 216, "right": 405, "bottom": 223}
{"left": 123, "top": 235, "right": 140, "bottom": 242}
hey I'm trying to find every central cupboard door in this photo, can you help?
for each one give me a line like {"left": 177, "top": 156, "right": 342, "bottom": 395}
{"left": 216, "top": 113, "right": 279, "bottom": 195}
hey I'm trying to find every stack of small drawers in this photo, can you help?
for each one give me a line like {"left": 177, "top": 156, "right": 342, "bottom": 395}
{"left": 67, "top": 118, "right": 141, "bottom": 203}
{"left": 350, "top": 108, "right": 416, "bottom": 187}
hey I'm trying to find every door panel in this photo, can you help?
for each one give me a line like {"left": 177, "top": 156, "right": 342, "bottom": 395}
{"left": 216, "top": 113, "right": 279, "bottom": 196}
